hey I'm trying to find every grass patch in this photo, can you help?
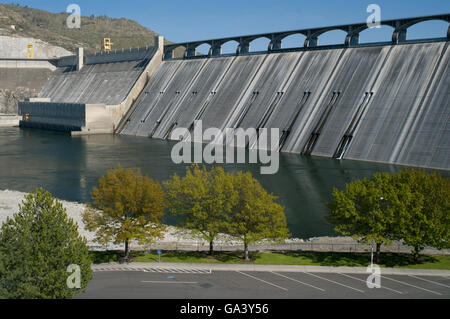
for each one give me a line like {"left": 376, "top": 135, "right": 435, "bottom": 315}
{"left": 90, "top": 251, "right": 124, "bottom": 264}
{"left": 90, "top": 250, "right": 450, "bottom": 270}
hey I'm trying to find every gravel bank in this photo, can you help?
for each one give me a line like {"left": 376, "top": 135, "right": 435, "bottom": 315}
{"left": 0, "top": 190, "right": 305, "bottom": 250}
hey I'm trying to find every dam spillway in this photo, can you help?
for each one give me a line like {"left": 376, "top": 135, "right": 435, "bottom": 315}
{"left": 118, "top": 42, "right": 450, "bottom": 171}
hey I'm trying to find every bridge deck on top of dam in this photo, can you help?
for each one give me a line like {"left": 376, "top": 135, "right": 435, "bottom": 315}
{"left": 163, "top": 14, "right": 450, "bottom": 58}
{"left": 118, "top": 14, "right": 450, "bottom": 171}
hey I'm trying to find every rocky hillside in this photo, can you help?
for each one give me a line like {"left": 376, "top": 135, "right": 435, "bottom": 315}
{"left": 0, "top": 3, "right": 180, "bottom": 54}
{"left": 0, "top": 3, "right": 186, "bottom": 114}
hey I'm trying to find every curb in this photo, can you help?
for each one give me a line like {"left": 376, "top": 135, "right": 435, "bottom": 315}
{"left": 91, "top": 262, "right": 450, "bottom": 277}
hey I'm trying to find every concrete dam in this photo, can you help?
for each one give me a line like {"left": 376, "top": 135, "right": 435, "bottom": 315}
{"left": 17, "top": 14, "right": 450, "bottom": 171}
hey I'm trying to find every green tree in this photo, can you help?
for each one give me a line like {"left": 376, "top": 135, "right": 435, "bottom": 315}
{"left": 229, "top": 172, "right": 290, "bottom": 261}
{"left": 0, "top": 189, "right": 92, "bottom": 299}
{"left": 164, "top": 165, "right": 237, "bottom": 255}
{"left": 392, "top": 170, "right": 450, "bottom": 261}
{"left": 327, "top": 172, "right": 413, "bottom": 264}
{"left": 82, "top": 166, "right": 166, "bottom": 260}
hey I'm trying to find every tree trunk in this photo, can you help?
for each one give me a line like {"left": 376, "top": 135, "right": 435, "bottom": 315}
{"left": 244, "top": 243, "right": 249, "bottom": 261}
{"left": 209, "top": 240, "right": 214, "bottom": 255}
{"left": 413, "top": 245, "right": 420, "bottom": 262}
{"left": 376, "top": 243, "right": 382, "bottom": 264}
{"left": 124, "top": 239, "right": 130, "bottom": 261}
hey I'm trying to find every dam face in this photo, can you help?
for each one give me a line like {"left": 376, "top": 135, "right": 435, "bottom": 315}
{"left": 13, "top": 15, "right": 449, "bottom": 171}
{"left": 118, "top": 42, "right": 450, "bottom": 171}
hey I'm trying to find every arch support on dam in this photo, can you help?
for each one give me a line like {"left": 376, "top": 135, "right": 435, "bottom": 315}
{"left": 164, "top": 14, "right": 450, "bottom": 57}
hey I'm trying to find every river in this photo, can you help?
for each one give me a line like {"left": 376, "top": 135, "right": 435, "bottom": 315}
{"left": 1, "top": 127, "right": 436, "bottom": 238}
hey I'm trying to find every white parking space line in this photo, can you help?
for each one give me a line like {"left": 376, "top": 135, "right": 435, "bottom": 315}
{"left": 383, "top": 276, "right": 442, "bottom": 295}
{"left": 139, "top": 268, "right": 211, "bottom": 274}
{"left": 338, "top": 273, "right": 403, "bottom": 294}
{"left": 271, "top": 272, "right": 325, "bottom": 292}
{"left": 303, "top": 272, "right": 364, "bottom": 293}
{"left": 236, "top": 271, "right": 288, "bottom": 291}
{"left": 141, "top": 281, "right": 198, "bottom": 284}
{"left": 408, "top": 275, "right": 450, "bottom": 289}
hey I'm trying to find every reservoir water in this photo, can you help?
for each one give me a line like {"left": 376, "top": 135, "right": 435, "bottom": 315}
{"left": 1, "top": 127, "right": 442, "bottom": 239}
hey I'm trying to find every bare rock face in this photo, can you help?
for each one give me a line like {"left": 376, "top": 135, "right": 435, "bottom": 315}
{"left": 0, "top": 89, "right": 17, "bottom": 114}
{"left": 0, "top": 68, "right": 54, "bottom": 114}
{"left": 0, "top": 33, "right": 72, "bottom": 114}
{"left": 0, "top": 87, "right": 39, "bottom": 114}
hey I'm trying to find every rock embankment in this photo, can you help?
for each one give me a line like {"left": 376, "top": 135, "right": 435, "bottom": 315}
{"left": 1, "top": 189, "right": 448, "bottom": 255}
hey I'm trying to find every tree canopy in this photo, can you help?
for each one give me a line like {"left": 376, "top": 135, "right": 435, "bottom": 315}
{"left": 229, "top": 171, "right": 290, "bottom": 260}
{"left": 83, "top": 166, "right": 166, "bottom": 260}
{"left": 392, "top": 170, "right": 450, "bottom": 260}
{"left": 0, "top": 189, "right": 92, "bottom": 299}
{"left": 164, "top": 165, "right": 237, "bottom": 254}
{"left": 327, "top": 170, "right": 449, "bottom": 262}
{"left": 164, "top": 165, "right": 289, "bottom": 259}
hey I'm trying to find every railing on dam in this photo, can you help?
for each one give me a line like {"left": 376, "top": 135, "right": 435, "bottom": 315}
{"left": 164, "top": 14, "right": 450, "bottom": 59}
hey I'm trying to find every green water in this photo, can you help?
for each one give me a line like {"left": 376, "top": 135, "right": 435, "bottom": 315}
{"left": 0, "top": 127, "right": 428, "bottom": 238}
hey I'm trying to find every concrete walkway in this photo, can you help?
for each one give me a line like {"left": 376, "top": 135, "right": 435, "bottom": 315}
{"left": 91, "top": 262, "right": 450, "bottom": 277}
{"left": 0, "top": 115, "right": 20, "bottom": 127}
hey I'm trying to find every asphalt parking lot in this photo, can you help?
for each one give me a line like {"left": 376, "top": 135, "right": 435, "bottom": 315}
{"left": 79, "top": 268, "right": 450, "bottom": 299}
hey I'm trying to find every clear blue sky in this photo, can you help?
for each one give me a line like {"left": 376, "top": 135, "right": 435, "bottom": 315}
{"left": 3, "top": 0, "right": 450, "bottom": 52}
